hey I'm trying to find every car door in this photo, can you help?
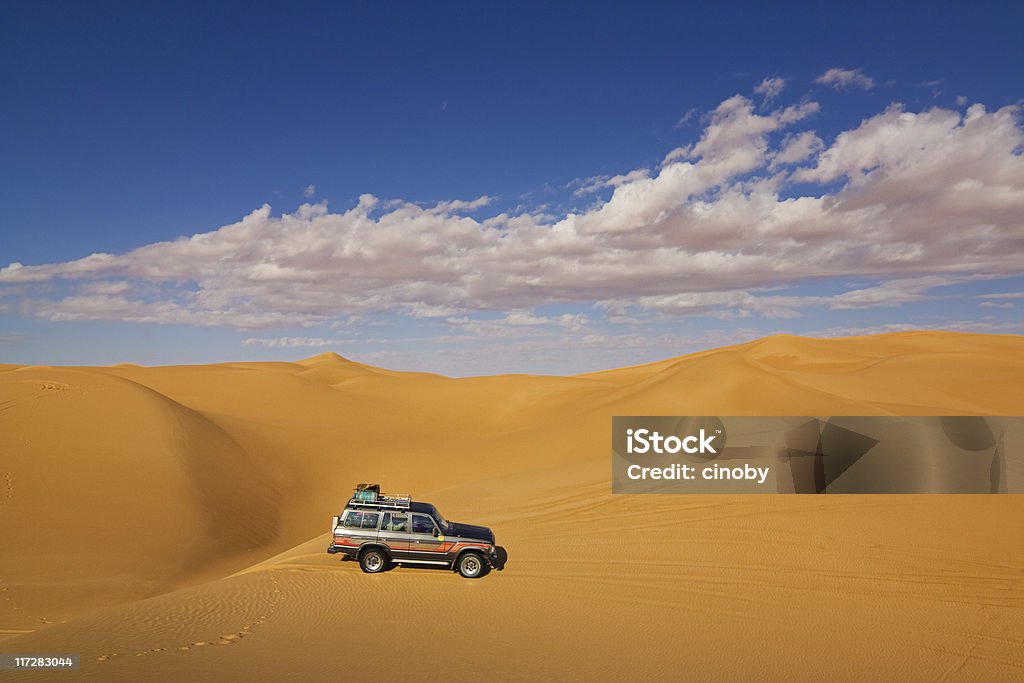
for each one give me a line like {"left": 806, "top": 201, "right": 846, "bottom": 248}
{"left": 409, "top": 513, "right": 445, "bottom": 561}
{"left": 378, "top": 512, "right": 411, "bottom": 558}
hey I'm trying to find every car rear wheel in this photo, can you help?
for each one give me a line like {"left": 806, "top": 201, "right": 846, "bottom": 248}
{"left": 457, "top": 552, "right": 487, "bottom": 578}
{"left": 359, "top": 548, "right": 389, "bottom": 574}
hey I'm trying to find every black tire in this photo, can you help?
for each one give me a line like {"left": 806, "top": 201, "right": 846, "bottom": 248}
{"left": 456, "top": 551, "right": 488, "bottom": 579}
{"left": 359, "top": 548, "right": 389, "bottom": 574}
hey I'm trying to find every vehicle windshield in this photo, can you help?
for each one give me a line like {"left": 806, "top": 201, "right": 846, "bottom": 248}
{"left": 427, "top": 504, "right": 449, "bottom": 532}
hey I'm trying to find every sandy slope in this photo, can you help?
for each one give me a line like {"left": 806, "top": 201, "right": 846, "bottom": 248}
{"left": 1, "top": 332, "right": 1023, "bottom": 681}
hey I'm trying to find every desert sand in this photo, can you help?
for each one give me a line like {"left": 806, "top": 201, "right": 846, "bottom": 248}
{"left": 1, "top": 331, "right": 1023, "bottom": 681}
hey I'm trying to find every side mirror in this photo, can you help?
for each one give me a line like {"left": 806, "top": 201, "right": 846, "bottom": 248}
{"left": 432, "top": 527, "right": 439, "bottom": 537}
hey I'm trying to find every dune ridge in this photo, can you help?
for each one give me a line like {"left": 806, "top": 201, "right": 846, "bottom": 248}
{"left": 1, "top": 331, "right": 1023, "bottom": 681}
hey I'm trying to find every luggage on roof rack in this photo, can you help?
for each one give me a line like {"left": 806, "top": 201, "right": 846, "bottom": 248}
{"left": 353, "top": 483, "right": 381, "bottom": 503}
{"left": 348, "top": 483, "right": 411, "bottom": 510}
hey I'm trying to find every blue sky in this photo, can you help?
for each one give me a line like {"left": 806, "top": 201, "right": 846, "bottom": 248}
{"left": 1, "top": 1, "right": 1022, "bottom": 375}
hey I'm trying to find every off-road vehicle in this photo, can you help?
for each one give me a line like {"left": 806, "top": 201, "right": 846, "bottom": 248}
{"left": 327, "top": 484, "right": 497, "bottom": 578}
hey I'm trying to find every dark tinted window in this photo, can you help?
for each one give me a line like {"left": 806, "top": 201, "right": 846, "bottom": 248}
{"left": 343, "top": 511, "right": 364, "bottom": 528}
{"left": 412, "top": 514, "right": 435, "bottom": 534}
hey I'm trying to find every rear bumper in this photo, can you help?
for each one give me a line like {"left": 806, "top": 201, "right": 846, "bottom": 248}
{"left": 327, "top": 543, "right": 358, "bottom": 558}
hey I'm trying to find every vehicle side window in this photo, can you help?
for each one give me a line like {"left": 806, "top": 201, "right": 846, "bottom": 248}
{"left": 412, "top": 514, "right": 435, "bottom": 534}
{"left": 381, "top": 513, "right": 408, "bottom": 532}
{"left": 361, "top": 512, "right": 380, "bottom": 529}
{"left": 343, "top": 511, "right": 364, "bottom": 528}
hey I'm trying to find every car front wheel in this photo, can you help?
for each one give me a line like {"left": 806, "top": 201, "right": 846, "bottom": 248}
{"left": 456, "top": 552, "right": 487, "bottom": 578}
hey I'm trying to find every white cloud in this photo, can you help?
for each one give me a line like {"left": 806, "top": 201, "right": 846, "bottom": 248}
{"left": 809, "top": 319, "right": 1024, "bottom": 338}
{"left": 754, "top": 76, "right": 786, "bottom": 102}
{"left": 674, "top": 108, "right": 699, "bottom": 128}
{"left": 406, "top": 302, "right": 464, "bottom": 318}
{"left": 241, "top": 336, "right": 348, "bottom": 348}
{"left": 24, "top": 294, "right": 317, "bottom": 329}
{"left": 304, "top": 184, "right": 316, "bottom": 198}
{"left": 662, "top": 96, "right": 819, "bottom": 177}
{"left": 444, "top": 312, "right": 588, "bottom": 337}
{"left": 2, "top": 95, "right": 1022, "bottom": 330}
{"left": 569, "top": 175, "right": 612, "bottom": 197}
{"left": 825, "top": 275, "right": 971, "bottom": 310}
{"left": 571, "top": 170, "right": 650, "bottom": 197}
{"left": 770, "top": 130, "right": 824, "bottom": 169}
{"left": 78, "top": 280, "right": 132, "bottom": 295}
{"left": 815, "top": 68, "right": 875, "bottom": 90}
{"left": 0, "top": 254, "right": 118, "bottom": 283}
{"left": 428, "top": 195, "right": 492, "bottom": 213}
{"left": 599, "top": 275, "right": 977, "bottom": 321}
{"left": 981, "top": 292, "right": 1024, "bottom": 299}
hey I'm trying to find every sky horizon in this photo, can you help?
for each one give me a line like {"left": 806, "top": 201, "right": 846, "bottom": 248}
{"left": 1, "top": 2, "right": 1022, "bottom": 375}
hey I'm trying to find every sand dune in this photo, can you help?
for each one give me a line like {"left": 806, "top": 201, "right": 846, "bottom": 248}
{"left": 1, "top": 332, "right": 1023, "bottom": 681}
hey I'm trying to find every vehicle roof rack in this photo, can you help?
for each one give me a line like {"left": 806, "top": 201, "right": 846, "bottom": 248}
{"left": 347, "top": 493, "right": 412, "bottom": 510}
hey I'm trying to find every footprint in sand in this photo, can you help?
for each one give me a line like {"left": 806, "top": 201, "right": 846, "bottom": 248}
{"left": 102, "top": 574, "right": 283, "bottom": 661}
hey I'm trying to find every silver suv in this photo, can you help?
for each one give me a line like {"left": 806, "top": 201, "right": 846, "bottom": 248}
{"left": 327, "top": 486, "right": 497, "bottom": 578}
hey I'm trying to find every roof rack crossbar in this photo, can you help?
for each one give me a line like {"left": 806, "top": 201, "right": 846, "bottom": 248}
{"left": 347, "top": 493, "right": 412, "bottom": 510}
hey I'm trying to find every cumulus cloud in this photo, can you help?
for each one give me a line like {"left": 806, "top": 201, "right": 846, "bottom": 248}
{"left": 770, "top": 130, "right": 825, "bottom": 169}
{"left": 2, "top": 94, "right": 1023, "bottom": 330}
{"left": 816, "top": 68, "right": 875, "bottom": 90}
{"left": 78, "top": 280, "right": 132, "bottom": 295}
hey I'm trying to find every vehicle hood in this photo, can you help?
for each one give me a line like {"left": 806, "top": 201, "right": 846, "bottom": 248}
{"left": 445, "top": 522, "right": 494, "bottom": 544}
